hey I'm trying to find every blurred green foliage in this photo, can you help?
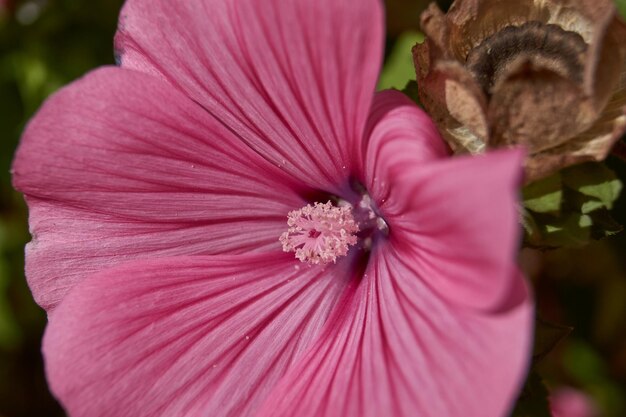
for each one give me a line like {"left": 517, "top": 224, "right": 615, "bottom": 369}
{"left": 378, "top": 30, "right": 424, "bottom": 90}
{"left": 0, "top": 1, "right": 123, "bottom": 416}
{"left": 523, "top": 163, "right": 623, "bottom": 249}
{"left": 617, "top": 0, "right": 626, "bottom": 19}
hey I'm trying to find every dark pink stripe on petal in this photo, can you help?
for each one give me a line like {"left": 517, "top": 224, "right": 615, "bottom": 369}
{"left": 257, "top": 247, "right": 533, "bottom": 417}
{"left": 115, "top": 0, "right": 384, "bottom": 192}
{"left": 13, "top": 67, "right": 303, "bottom": 311}
{"left": 44, "top": 254, "right": 355, "bottom": 417}
{"left": 374, "top": 147, "right": 525, "bottom": 311}
{"left": 363, "top": 90, "right": 450, "bottom": 200}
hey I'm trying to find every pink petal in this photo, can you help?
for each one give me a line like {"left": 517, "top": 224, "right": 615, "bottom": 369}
{"left": 44, "top": 254, "right": 357, "bottom": 417}
{"left": 257, "top": 247, "right": 533, "bottom": 417}
{"left": 551, "top": 387, "right": 600, "bottom": 417}
{"left": 362, "top": 89, "right": 450, "bottom": 192}
{"left": 12, "top": 68, "right": 303, "bottom": 311}
{"left": 370, "top": 144, "right": 525, "bottom": 311}
{"left": 115, "top": 0, "right": 383, "bottom": 192}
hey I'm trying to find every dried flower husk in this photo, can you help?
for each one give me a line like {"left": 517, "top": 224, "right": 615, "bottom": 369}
{"left": 413, "top": 0, "right": 626, "bottom": 182}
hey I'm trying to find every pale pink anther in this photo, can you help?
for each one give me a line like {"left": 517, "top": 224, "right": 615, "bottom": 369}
{"left": 280, "top": 201, "right": 359, "bottom": 265}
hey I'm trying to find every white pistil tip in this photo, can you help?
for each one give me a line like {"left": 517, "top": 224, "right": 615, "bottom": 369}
{"left": 280, "top": 201, "right": 359, "bottom": 265}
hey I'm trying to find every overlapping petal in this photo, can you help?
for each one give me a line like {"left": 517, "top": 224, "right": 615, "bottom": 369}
{"left": 12, "top": 68, "right": 304, "bottom": 311}
{"left": 362, "top": 90, "right": 450, "bottom": 197}
{"left": 256, "top": 246, "right": 532, "bottom": 417}
{"left": 367, "top": 127, "right": 524, "bottom": 310}
{"left": 43, "top": 254, "right": 358, "bottom": 417}
{"left": 115, "top": 0, "right": 384, "bottom": 192}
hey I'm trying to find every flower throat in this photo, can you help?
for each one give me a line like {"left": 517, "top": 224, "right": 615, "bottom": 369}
{"left": 280, "top": 193, "right": 388, "bottom": 265}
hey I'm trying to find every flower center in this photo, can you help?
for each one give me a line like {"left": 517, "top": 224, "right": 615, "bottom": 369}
{"left": 280, "top": 192, "right": 389, "bottom": 265}
{"left": 280, "top": 201, "right": 359, "bottom": 265}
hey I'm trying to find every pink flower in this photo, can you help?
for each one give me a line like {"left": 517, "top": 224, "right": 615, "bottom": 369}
{"left": 551, "top": 387, "right": 600, "bottom": 417}
{"left": 12, "top": 0, "right": 532, "bottom": 416}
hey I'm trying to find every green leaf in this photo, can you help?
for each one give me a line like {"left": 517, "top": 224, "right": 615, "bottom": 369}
{"left": 522, "top": 162, "right": 623, "bottom": 249}
{"left": 523, "top": 172, "right": 563, "bottom": 214}
{"left": 524, "top": 212, "right": 592, "bottom": 248}
{"left": 616, "top": 0, "right": 626, "bottom": 20}
{"left": 522, "top": 209, "right": 549, "bottom": 248}
{"left": 377, "top": 31, "right": 424, "bottom": 91}
{"left": 510, "top": 372, "right": 552, "bottom": 417}
{"left": 581, "top": 199, "right": 606, "bottom": 214}
{"left": 589, "top": 209, "right": 623, "bottom": 239}
{"left": 532, "top": 317, "right": 572, "bottom": 365}
{"left": 544, "top": 213, "right": 592, "bottom": 247}
{"left": 562, "top": 163, "right": 622, "bottom": 211}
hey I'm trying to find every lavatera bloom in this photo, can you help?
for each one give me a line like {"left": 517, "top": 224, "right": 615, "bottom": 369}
{"left": 414, "top": 0, "right": 626, "bottom": 182}
{"left": 12, "top": 0, "right": 532, "bottom": 416}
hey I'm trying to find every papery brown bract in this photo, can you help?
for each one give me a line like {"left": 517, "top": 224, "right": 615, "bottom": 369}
{"left": 413, "top": 0, "right": 626, "bottom": 182}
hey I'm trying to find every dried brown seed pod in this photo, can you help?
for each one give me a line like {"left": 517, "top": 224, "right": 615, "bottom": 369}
{"left": 413, "top": 0, "right": 626, "bottom": 182}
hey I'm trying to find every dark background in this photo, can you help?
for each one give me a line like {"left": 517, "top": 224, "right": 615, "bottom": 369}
{"left": 0, "top": 1, "right": 624, "bottom": 416}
